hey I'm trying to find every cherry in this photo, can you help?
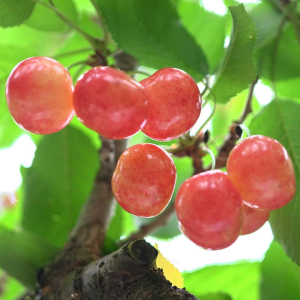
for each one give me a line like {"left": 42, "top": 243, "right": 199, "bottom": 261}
{"left": 175, "top": 170, "right": 243, "bottom": 250}
{"left": 241, "top": 203, "right": 270, "bottom": 235}
{"left": 140, "top": 68, "right": 201, "bottom": 141}
{"left": 112, "top": 143, "right": 176, "bottom": 218}
{"left": 226, "top": 135, "right": 296, "bottom": 210}
{"left": 5, "top": 57, "right": 74, "bottom": 134}
{"left": 73, "top": 66, "right": 148, "bottom": 140}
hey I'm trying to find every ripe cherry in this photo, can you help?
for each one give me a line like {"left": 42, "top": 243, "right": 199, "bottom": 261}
{"left": 73, "top": 66, "right": 148, "bottom": 139}
{"left": 227, "top": 135, "right": 296, "bottom": 210}
{"left": 140, "top": 68, "right": 201, "bottom": 141}
{"left": 112, "top": 143, "right": 176, "bottom": 218}
{"left": 241, "top": 203, "right": 270, "bottom": 235}
{"left": 6, "top": 57, "right": 74, "bottom": 134}
{"left": 175, "top": 170, "right": 243, "bottom": 250}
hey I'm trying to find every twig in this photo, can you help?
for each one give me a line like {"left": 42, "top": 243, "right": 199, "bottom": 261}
{"left": 268, "top": 0, "right": 300, "bottom": 47}
{"left": 208, "top": 77, "right": 259, "bottom": 170}
{"left": 0, "top": 273, "right": 6, "bottom": 297}
{"left": 271, "top": 15, "right": 287, "bottom": 95}
{"left": 67, "top": 60, "right": 90, "bottom": 70}
{"left": 89, "top": 0, "right": 110, "bottom": 50}
{"left": 119, "top": 203, "right": 176, "bottom": 245}
{"left": 238, "top": 76, "right": 259, "bottom": 123}
{"left": 213, "top": 124, "right": 241, "bottom": 169}
{"left": 34, "top": 0, "right": 100, "bottom": 49}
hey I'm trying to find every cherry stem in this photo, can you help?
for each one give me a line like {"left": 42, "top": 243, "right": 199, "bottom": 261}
{"left": 72, "top": 64, "right": 86, "bottom": 83}
{"left": 34, "top": 0, "right": 100, "bottom": 49}
{"left": 67, "top": 60, "right": 90, "bottom": 70}
{"left": 198, "top": 89, "right": 217, "bottom": 132}
{"left": 119, "top": 202, "right": 176, "bottom": 246}
{"left": 202, "top": 146, "right": 216, "bottom": 170}
{"left": 239, "top": 124, "right": 251, "bottom": 138}
{"left": 53, "top": 47, "right": 93, "bottom": 59}
{"left": 200, "top": 75, "right": 211, "bottom": 97}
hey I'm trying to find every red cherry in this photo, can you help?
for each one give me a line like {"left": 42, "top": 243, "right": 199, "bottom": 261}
{"left": 227, "top": 135, "right": 296, "bottom": 210}
{"left": 141, "top": 68, "right": 201, "bottom": 141}
{"left": 241, "top": 203, "right": 270, "bottom": 235}
{"left": 112, "top": 143, "right": 176, "bottom": 218}
{"left": 175, "top": 170, "right": 243, "bottom": 250}
{"left": 5, "top": 57, "right": 74, "bottom": 134}
{"left": 73, "top": 66, "right": 148, "bottom": 139}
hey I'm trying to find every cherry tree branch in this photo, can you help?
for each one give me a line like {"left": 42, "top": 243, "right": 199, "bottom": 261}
{"left": 214, "top": 77, "right": 259, "bottom": 169}
{"left": 68, "top": 137, "right": 127, "bottom": 260}
{"left": 268, "top": 0, "right": 300, "bottom": 47}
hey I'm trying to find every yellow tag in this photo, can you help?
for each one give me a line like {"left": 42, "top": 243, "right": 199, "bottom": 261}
{"left": 154, "top": 244, "right": 184, "bottom": 288}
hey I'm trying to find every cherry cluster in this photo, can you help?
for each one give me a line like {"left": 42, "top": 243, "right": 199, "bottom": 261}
{"left": 113, "top": 135, "right": 296, "bottom": 250}
{"left": 5, "top": 57, "right": 296, "bottom": 251}
{"left": 176, "top": 135, "right": 296, "bottom": 249}
{"left": 5, "top": 57, "right": 201, "bottom": 139}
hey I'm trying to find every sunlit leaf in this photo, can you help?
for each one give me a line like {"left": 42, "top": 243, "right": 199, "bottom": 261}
{"left": 0, "top": 272, "right": 25, "bottom": 300}
{"left": 261, "top": 241, "right": 300, "bottom": 300}
{"left": 183, "top": 262, "right": 260, "bottom": 300}
{"left": 155, "top": 244, "right": 184, "bottom": 288}
{"left": 210, "top": 4, "right": 257, "bottom": 103}
{"left": 177, "top": 0, "right": 227, "bottom": 73}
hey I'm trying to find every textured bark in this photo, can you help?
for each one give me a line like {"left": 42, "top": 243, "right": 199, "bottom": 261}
{"left": 41, "top": 240, "right": 198, "bottom": 300}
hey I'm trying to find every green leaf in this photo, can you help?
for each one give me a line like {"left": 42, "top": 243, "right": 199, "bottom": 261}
{"left": 262, "top": 77, "right": 300, "bottom": 102}
{"left": 256, "top": 25, "right": 300, "bottom": 81}
{"left": 261, "top": 241, "right": 300, "bottom": 300}
{"left": 0, "top": 225, "right": 58, "bottom": 288}
{"left": 200, "top": 293, "right": 232, "bottom": 300}
{"left": 21, "top": 125, "right": 99, "bottom": 248}
{"left": 210, "top": 4, "right": 257, "bottom": 104}
{"left": 183, "top": 262, "right": 260, "bottom": 300}
{"left": 212, "top": 89, "right": 261, "bottom": 138}
{"left": 249, "top": 1, "right": 282, "bottom": 50}
{"left": 249, "top": 100, "right": 300, "bottom": 266}
{"left": 26, "top": 0, "right": 78, "bottom": 32}
{"left": 97, "top": 0, "right": 208, "bottom": 81}
{"left": 0, "top": 0, "right": 36, "bottom": 27}
{"left": 0, "top": 273, "right": 25, "bottom": 300}
{"left": 177, "top": 0, "right": 227, "bottom": 73}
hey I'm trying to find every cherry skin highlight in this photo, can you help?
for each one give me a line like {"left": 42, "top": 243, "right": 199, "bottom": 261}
{"left": 5, "top": 57, "right": 74, "bottom": 134}
{"left": 73, "top": 66, "right": 148, "bottom": 139}
{"left": 175, "top": 170, "right": 243, "bottom": 250}
{"left": 112, "top": 143, "right": 176, "bottom": 218}
{"left": 226, "top": 135, "right": 296, "bottom": 210}
{"left": 141, "top": 68, "right": 201, "bottom": 141}
{"left": 241, "top": 203, "right": 270, "bottom": 235}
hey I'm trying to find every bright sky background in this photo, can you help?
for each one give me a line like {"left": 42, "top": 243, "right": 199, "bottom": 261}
{"left": 0, "top": 0, "right": 274, "bottom": 273}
